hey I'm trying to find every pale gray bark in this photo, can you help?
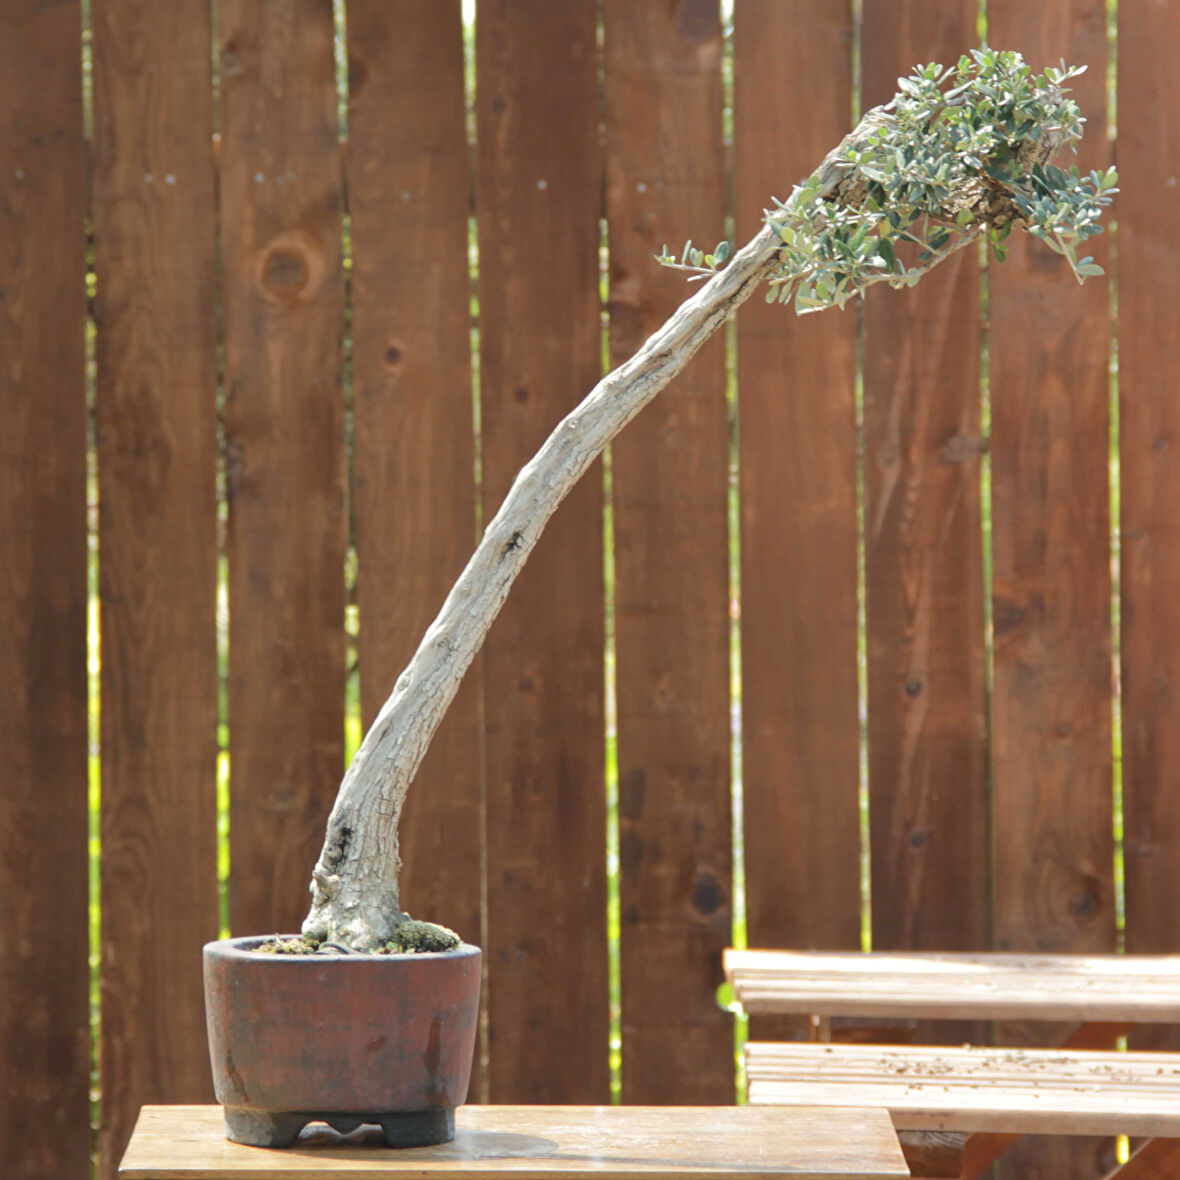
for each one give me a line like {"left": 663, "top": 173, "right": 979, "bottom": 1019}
{"left": 301, "top": 105, "right": 901, "bottom": 949}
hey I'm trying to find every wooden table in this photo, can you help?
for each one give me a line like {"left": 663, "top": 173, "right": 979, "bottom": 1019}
{"left": 118, "top": 1105, "right": 911, "bottom": 1179}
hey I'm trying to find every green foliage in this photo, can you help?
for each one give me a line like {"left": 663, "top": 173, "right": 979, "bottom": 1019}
{"left": 658, "top": 48, "right": 1117, "bottom": 313}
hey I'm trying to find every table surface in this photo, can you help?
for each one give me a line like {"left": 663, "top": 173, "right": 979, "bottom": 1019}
{"left": 118, "top": 1105, "right": 910, "bottom": 1180}
{"left": 726, "top": 949, "right": 1180, "bottom": 1022}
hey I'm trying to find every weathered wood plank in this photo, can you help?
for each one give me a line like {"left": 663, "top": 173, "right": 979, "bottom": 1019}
{"left": 476, "top": 0, "right": 609, "bottom": 1102}
{"left": 1119, "top": 0, "right": 1180, "bottom": 1056}
{"left": 219, "top": 0, "right": 347, "bottom": 936}
{"left": 92, "top": 0, "right": 221, "bottom": 1175}
{"left": 118, "top": 1105, "right": 910, "bottom": 1178}
{"left": 726, "top": 949, "right": 1180, "bottom": 1022}
{"left": 603, "top": 0, "right": 732, "bottom": 1104}
{"left": 747, "top": 1041, "right": 1180, "bottom": 1137}
{"left": 0, "top": 3, "right": 90, "bottom": 1177}
{"left": 860, "top": 1, "right": 988, "bottom": 998}
{"left": 733, "top": 0, "right": 861, "bottom": 1041}
{"left": 987, "top": 0, "right": 1114, "bottom": 961}
{"left": 347, "top": 0, "right": 481, "bottom": 965}
{"left": 980, "top": 5, "right": 1114, "bottom": 1176}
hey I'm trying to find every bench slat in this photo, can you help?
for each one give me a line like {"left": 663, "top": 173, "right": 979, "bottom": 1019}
{"left": 726, "top": 950, "right": 1180, "bottom": 1022}
{"left": 746, "top": 1042, "right": 1180, "bottom": 1137}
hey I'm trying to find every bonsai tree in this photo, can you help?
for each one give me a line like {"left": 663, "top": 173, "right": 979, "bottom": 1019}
{"left": 296, "top": 48, "right": 1117, "bottom": 952}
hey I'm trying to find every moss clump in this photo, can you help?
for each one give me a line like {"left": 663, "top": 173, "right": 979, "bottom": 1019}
{"left": 375, "top": 919, "right": 461, "bottom": 955}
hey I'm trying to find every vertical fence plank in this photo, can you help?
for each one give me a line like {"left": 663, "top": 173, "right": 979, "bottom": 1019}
{"left": 1120, "top": 0, "right": 1180, "bottom": 1047}
{"left": 861, "top": 2, "right": 988, "bottom": 1007}
{"left": 92, "top": 1, "right": 221, "bottom": 1172}
{"left": 603, "top": 0, "right": 732, "bottom": 1103}
{"left": 0, "top": 4, "right": 90, "bottom": 1176}
{"left": 220, "top": 0, "right": 346, "bottom": 936}
{"left": 735, "top": 0, "right": 861, "bottom": 993}
{"left": 987, "top": 7, "right": 1114, "bottom": 1177}
{"left": 347, "top": 0, "right": 482, "bottom": 977}
{"left": 477, "top": 0, "right": 609, "bottom": 1103}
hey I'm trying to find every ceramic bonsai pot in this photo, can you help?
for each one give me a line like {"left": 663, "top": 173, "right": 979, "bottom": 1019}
{"left": 203, "top": 936, "right": 481, "bottom": 1148}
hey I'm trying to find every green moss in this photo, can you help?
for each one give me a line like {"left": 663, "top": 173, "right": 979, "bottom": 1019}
{"left": 376, "top": 919, "right": 461, "bottom": 955}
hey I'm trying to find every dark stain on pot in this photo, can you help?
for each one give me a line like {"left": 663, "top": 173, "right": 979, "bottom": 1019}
{"left": 423, "top": 1016, "right": 449, "bottom": 1106}
{"left": 224, "top": 1050, "right": 249, "bottom": 1102}
{"left": 366, "top": 1035, "right": 387, "bottom": 1054}
{"left": 691, "top": 871, "right": 725, "bottom": 917}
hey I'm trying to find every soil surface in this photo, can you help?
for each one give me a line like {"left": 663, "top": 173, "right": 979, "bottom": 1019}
{"left": 257, "top": 919, "right": 462, "bottom": 955}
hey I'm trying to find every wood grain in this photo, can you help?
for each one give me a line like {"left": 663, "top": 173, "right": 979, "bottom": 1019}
{"left": 476, "top": 0, "right": 608, "bottom": 1103}
{"left": 986, "top": 4, "right": 1114, "bottom": 1176}
{"left": 346, "top": 0, "right": 482, "bottom": 972}
{"left": 860, "top": 1, "right": 988, "bottom": 996}
{"left": 0, "top": 3, "right": 90, "bottom": 1177}
{"left": 733, "top": 0, "right": 861, "bottom": 1038}
{"left": 603, "top": 0, "right": 732, "bottom": 1104}
{"left": 727, "top": 949, "right": 1180, "bottom": 1022}
{"left": 1118, "top": 0, "right": 1180, "bottom": 1054}
{"left": 747, "top": 1040, "right": 1180, "bottom": 1136}
{"left": 220, "top": 0, "right": 347, "bottom": 936}
{"left": 118, "top": 1105, "right": 909, "bottom": 1178}
{"left": 92, "top": 0, "right": 222, "bottom": 1174}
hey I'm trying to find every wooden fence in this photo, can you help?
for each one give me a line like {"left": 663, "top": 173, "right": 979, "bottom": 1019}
{"left": 2, "top": 1, "right": 1177, "bottom": 1178}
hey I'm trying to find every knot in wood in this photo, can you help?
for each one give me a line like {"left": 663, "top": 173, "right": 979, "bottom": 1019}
{"left": 255, "top": 228, "right": 325, "bottom": 306}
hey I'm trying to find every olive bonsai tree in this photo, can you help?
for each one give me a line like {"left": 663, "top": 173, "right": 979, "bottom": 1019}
{"left": 298, "top": 49, "right": 1117, "bottom": 952}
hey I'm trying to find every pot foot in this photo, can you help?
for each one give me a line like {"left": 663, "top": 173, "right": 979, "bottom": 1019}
{"left": 380, "top": 1108, "right": 456, "bottom": 1147}
{"left": 221, "top": 1106, "right": 456, "bottom": 1149}
{"left": 223, "top": 1107, "right": 307, "bottom": 1148}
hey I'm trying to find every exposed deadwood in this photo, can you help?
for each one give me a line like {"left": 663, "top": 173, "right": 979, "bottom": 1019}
{"left": 302, "top": 75, "right": 1085, "bottom": 946}
{"left": 301, "top": 104, "right": 913, "bottom": 947}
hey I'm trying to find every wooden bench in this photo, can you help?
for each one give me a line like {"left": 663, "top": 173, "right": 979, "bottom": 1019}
{"left": 119, "top": 1103, "right": 911, "bottom": 1179}
{"left": 726, "top": 950, "right": 1180, "bottom": 1180}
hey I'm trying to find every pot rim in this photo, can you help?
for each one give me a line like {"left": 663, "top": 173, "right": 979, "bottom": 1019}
{"left": 203, "top": 934, "right": 482, "bottom": 962}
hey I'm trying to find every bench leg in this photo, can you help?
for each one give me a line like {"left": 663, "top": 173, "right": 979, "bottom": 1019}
{"left": 1102, "top": 1138, "right": 1180, "bottom": 1179}
{"left": 896, "top": 1131, "right": 967, "bottom": 1178}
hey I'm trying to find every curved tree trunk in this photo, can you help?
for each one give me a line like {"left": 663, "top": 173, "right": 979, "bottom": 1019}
{"left": 301, "top": 105, "right": 892, "bottom": 949}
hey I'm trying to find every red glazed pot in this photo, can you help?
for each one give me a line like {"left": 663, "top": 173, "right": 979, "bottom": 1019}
{"left": 203, "top": 936, "right": 481, "bottom": 1148}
